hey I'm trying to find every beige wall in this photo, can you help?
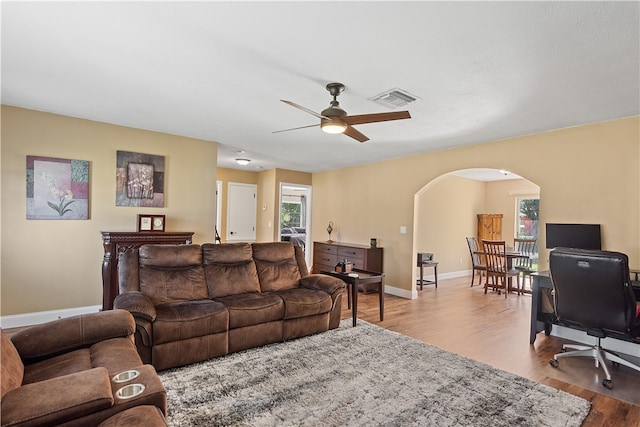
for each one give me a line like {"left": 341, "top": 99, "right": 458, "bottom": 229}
{"left": 313, "top": 117, "right": 639, "bottom": 294}
{"left": 415, "top": 175, "right": 485, "bottom": 275}
{"left": 1, "top": 106, "right": 218, "bottom": 315}
{"left": 256, "top": 169, "right": 276, "bottom": 242}
{"left": 2, "top": 106, "right": 638, "bottom": 315}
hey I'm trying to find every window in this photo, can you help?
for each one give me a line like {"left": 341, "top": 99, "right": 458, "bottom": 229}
{"left": 281, "top": 201, "right": 302, "bottom": 228}
{"left": 516, "top": 197, "right": 539, "bottom": 239}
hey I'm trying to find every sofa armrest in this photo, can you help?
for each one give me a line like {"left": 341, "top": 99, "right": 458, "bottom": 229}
{"left": 0, "top": 367, "right": 113, "bottom": 427}
{"left": 299, "top": 274, "right": 346, "bottom": 295}
{"left": 114, "top": 292, "right": 157, "bottom": 322}
{"left": 11, "top": 310, "right": 136, "bottom": 362}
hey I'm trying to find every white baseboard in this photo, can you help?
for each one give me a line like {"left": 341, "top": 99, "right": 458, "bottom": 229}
{"left": 551, "top": 324, "right": 640, "bottom": 358}
{"left": 384, "top": 285, "right": 414, "bottom": 299}
{"left": 386, "top": 269, "right": 473, "bottom": 299}
{"left": 0, "top": 305, "right": 102, "bottom": 329}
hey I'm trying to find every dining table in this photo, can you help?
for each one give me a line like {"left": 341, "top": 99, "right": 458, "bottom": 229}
{"left": 474, "top": 249, "right": 532, "bottom": 294}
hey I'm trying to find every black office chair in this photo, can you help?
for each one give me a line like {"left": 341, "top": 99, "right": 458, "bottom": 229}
{"left": 548, "top": 248, "right": 640, "bottom": 389}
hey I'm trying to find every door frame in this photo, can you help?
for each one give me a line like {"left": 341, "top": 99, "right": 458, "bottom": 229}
{"left": 279, "top": 182, "right": 312, "bottom": 266}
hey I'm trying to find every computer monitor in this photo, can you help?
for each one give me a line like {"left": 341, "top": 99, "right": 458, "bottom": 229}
{"left": 545, "top": 223, "right": 601, "bottom": 250}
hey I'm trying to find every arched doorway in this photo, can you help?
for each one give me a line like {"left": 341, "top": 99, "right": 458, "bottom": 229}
{"left": 411, "top": 168, "right": 540, "bottom": 298}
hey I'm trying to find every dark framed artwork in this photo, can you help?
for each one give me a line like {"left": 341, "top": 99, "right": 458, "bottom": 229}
{"left": 116, "top": 151, "right": 165, "bottom": 207}
{"left": 137, "top": 214, "right": 165, "bottom": 232}
{"left": 26, "top": 156, "right": 89, "bottom": 220}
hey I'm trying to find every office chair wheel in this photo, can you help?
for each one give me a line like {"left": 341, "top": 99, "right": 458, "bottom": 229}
{"left": 549, "top": 359, "right": 559, "bottom": 368}
{"left": 602, "top": 379, "right": 613, "bottom": 389}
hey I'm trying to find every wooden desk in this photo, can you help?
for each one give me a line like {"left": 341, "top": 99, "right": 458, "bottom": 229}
{"left": 531, "top": 269, "right": 640, "bottom": 344}
{"left": 530, "top": 271, "right": 555, "bottom": 344}
{"left": 100, "top": 231, "right": 194, "bottom": 310}
{"left": 322, "top": 269, "right": 384, "bottom": 327}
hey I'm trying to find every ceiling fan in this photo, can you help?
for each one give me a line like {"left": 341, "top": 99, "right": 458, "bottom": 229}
{"left": 274, "top": 82, "right": 411, "bottom": 143}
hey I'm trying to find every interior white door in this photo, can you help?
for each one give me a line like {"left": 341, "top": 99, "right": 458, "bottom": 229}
{"left": 227, "top": 182, "right": 257, "bottom": 242}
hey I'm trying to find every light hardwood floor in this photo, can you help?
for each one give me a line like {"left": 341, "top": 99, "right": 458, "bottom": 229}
{"left": 341, "top": 274, "right": 640, "bottom": 427}
{"left": 4, "top": 275, "right": 637, "bottom": 425}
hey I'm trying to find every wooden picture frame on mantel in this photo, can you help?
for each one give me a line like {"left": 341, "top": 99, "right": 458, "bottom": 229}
{"left": 137, "top": 214, "right": 165, "bottom": 232}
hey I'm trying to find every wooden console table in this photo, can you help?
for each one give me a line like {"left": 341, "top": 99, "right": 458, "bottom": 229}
{"left": 100, "top": 231, "right": 194, "bottom": 310}
{"left": 312, "top": 241, "right": 383, "bottom": 293}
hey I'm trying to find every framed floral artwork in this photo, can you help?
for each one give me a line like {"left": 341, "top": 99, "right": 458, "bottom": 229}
{"left": 116, "top": 151, "right": 165, "bottom": 207}
{"left": 26, "top": 156, "right": 89, "bottom": 220}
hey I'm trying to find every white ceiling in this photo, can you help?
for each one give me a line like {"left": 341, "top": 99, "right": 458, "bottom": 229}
{"left": 2, "top": 2, "right": 638, "bottom": 174}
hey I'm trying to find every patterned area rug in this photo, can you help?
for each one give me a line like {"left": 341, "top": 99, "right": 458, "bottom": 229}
{"left": 159, "top": 320, "right": 590, "bottom": 426}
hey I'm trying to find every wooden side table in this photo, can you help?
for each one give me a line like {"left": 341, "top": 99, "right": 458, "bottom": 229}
{"left": 321, "top": 269, "right": 384, "bottom": 327}
{"left": 417, "top": 261, "right": 438, "bottom": 290}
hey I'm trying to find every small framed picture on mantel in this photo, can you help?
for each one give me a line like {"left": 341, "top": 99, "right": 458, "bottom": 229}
{"left": 137, "top": 214, "right": 165, "bottom": 232}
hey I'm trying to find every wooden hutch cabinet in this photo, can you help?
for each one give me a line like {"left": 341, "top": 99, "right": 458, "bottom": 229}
{"left": 100, "top": 231, "right": 194, "bottom": 310}
{"left": 477, "top": 214, "right": 503, "bottom": 243}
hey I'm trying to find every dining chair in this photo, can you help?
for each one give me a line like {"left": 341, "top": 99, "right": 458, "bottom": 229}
{"left": 465, "top": 237, "right": 486, "bottom": 287}
{"left": 482, "top": 240, "right": 520, "bottom": 298}
{"left": 514, "top": 238, "right": 537, "bottom": 292}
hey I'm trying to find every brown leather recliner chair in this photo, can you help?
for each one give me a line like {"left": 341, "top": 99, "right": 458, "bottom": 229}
{"left": 1, "top": 310, "right": 167, "bottom": 427}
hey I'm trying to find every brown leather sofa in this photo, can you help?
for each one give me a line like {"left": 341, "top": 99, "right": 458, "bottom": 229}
{"left": 0, "top": 310, "right": 167, "bottom": 427}
{"left": 115, "top": 242, "right": 345, "bottom": 371}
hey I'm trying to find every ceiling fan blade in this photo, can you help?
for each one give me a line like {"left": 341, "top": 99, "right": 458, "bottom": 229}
{"left": 281, "top": 100, "right": 327, "bottom": 119}
{"left": 273, "top": 123, "right": 320, "bottom": 134}
{"left": 343, "top": 125, "right": 369, "bottom": 143}
{"left": 342, "top": 111, "right": 411, "bottom": 126}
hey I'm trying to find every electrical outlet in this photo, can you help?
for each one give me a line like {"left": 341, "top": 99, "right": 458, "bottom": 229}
{"left": 400, "top": 226, "right": 407, "bottom": 234}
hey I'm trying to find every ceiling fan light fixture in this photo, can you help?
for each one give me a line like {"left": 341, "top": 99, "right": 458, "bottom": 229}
{"left": 235, "top": 158, "right": 251, "bottom": 166}
{"left": 321, "top": 120, "right": 347, "bottom": 134}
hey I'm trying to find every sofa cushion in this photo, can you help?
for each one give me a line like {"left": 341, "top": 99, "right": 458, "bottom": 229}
{"left": 1, "top": 368, "right": 114, "bottom": 427}
{"left": 214, "top": 293, "right": 284, "bottom": 329}
{"left": 252, "top": 242, "right": 301, "bottom": 292}
{"left": 20, "top": 336, "right": 142, "bottom": 385}
{"left": 90, "top": 338, "right": 144, "bottom": 376}
{"left": 139, "top": 245, "right": 208, "bottom": 305}
{"left": 22, "top": 348, "right": 93, "bottom": 385}
{"left": 275, "top": 288, "right": 333, "bottom": 320}
{"left": 202, "top": 243, "right": 261, "bottom": 298}
{"left": 1, "top": 331, "right": 24, "bottom": 399}
{"left": 294, "top": 245, "right": 309, "bottom": 277}
{"left": 153, "top": 300, "right": 229, "bottom": 345}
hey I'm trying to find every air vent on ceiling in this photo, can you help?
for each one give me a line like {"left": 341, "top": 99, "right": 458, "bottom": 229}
{"left": 369, "top": 88, "right": 420, "bottom": 109}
